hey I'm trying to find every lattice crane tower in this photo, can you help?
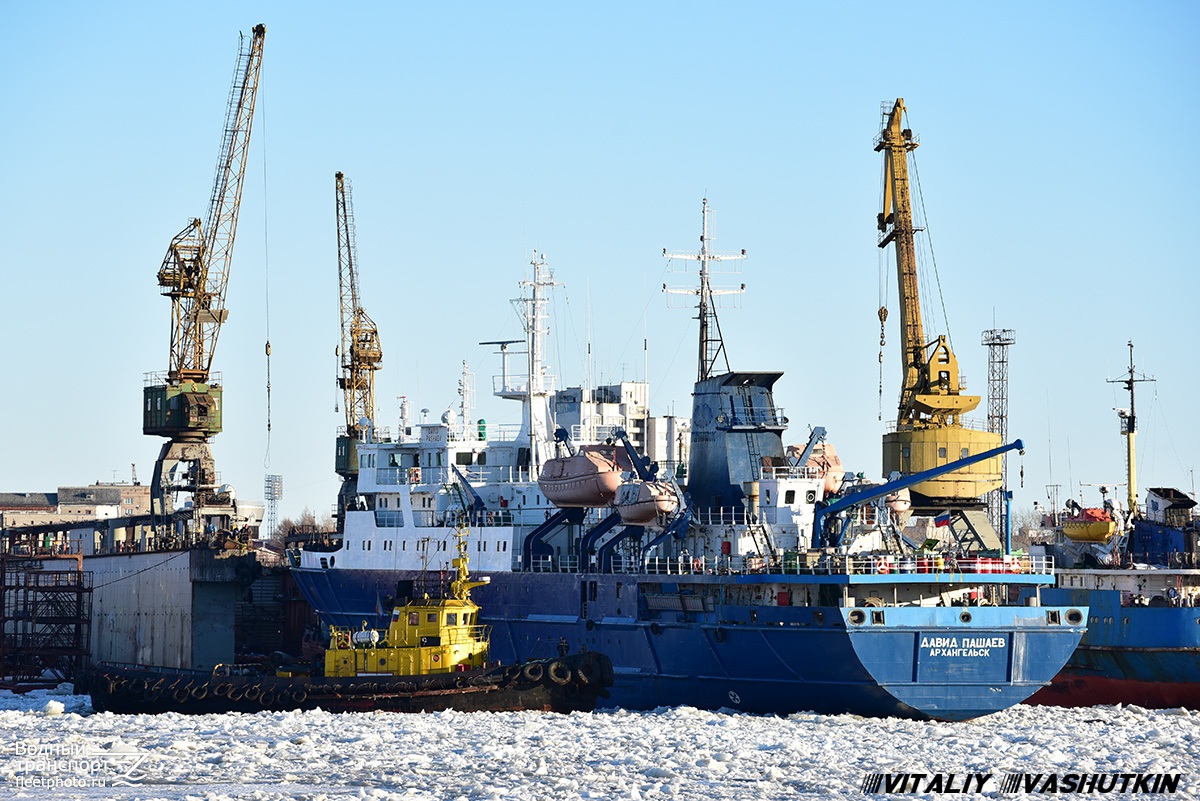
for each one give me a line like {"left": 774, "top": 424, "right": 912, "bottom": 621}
{"left": 982, "top": 328, "right": 1016, "bottom": 532}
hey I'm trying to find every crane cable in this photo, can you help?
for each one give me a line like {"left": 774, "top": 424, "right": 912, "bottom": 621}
{"left": 260, "top": 86, "right": 273, "bottom": 467}
{"left": 908, "top": 149, "right": 953, "bottom": 352}
{"left": 877, "top": 158, "right": 889, "bottom": 422}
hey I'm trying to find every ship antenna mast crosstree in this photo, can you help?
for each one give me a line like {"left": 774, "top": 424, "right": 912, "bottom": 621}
{"left": 663, "top": 198, "right": 746, "bottom": 382}
{"left": 1109, "top": 341, "right": 1154, "bottom": 517}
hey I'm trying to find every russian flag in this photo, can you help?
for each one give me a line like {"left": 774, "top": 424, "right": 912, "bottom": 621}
{"left": 934, "top": 512, "right": 951, "bottom": 528}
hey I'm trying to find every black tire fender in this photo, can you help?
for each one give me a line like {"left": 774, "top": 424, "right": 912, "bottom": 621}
{"left": 548, "top": 660, "right": 572, "bottom": 686}
{"left": 521, "top": 661, "right": 545, "bottom": 683}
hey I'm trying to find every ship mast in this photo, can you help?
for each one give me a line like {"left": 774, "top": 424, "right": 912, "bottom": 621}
{"left": 1109, "top": 341, "right": 1153, "bottom": 516}
{"left": 663, "top": 198, "right": 746, "bottom": 382}
{"left": 515, "top": 253, "right": 559, "bottom": 478}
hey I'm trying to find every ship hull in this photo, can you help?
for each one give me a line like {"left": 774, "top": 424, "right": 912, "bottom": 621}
{"left": 1026, "top": 586, "right": 1200, "bottom": 708}
{"left": 293, "top": 566, "right": 1084, "bottom": 721}
{"left": 83, "top": 651, "right": 610, "bottom": 715}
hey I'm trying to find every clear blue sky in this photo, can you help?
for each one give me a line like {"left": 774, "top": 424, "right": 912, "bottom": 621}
{"left": 2, "top": 2, "right": 1197, "bottom": 524}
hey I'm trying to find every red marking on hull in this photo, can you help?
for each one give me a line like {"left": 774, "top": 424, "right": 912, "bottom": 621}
{"left": 1027, "top": 673, "right": 1200, "bottom": 709}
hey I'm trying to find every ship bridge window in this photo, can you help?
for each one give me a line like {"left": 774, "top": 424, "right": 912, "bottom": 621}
{"left": 427, "top": 613, "right": 437, "bottom": 623}
{"left": 784, "top": 490, "right": 795, "bottom": 504}
{"left": 409, "top": 612, "right": 419, "bottom": 625}
{"left": 456, "top": 452, "right": 473, "bottom": 466}
{"left": 961, "top": 448, "right": 970, "bottom": 458}
{"left": 938, "top": 447, "right": 947, "bottom": 459}
{"left": 447, "top": 613, "right": 458, "bottom": 625}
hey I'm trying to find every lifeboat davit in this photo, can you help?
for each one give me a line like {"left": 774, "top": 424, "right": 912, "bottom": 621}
{"left": 790, "top": 441, "right": 845, "bottom": 495}
{"left": 615, "top": 481, "right": 679, "bottom": 525}
{"left": 538, "top": 445, "right": 624, "bottom": 508}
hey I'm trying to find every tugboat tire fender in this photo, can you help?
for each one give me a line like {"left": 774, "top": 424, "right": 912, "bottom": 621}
{"left": 212, "top": 683, "right": 233, "bottom": 698}
{"left": 455, "top": 676, "right": 466, "bottom": 689}
{"left": 502, "top": 665, "right": 521, "bottom": 683}
{"left": 548, "top": 660, "right": 572, "bottom": 686}
{"left": 191, "top": 683, "right": 209, "bottom": 701}
{"left": 228, "top": 686, "right": 245, "bottom": 702}
{"left": 172, "top": 685, "right": 191, "bottom": 704}
{"left": 129, "top": 678, "right": 147, "bottom": 695}
{"left": 290, "top": 687, "right": 308, "bottom": 704}
{"left": 522, "top": 662, "right": 545, "bottom": 683}
{"left": 258, "top": 689, "right": 276, "bottom": 707}
{"left": 244, "top": 685, "right": 262, "bottom": 701}
{"left": 576, "top": 660, "right": 597, "bottom": 685}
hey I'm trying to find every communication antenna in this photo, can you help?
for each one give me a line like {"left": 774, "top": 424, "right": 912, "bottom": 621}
{"left": 663, "top": 198, "right": 746, "bottom": 382}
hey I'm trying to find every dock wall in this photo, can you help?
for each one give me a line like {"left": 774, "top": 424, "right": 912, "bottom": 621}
{"left": 77, "top": 549, "right": 259, "bottom": 670}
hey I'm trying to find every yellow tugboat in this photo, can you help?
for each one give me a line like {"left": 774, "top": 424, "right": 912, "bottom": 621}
{"left": 88, "top": 526, "right": 612, "bottom": 715}
{"left": 325, "top": 526, "right": 493, "bottom": 679}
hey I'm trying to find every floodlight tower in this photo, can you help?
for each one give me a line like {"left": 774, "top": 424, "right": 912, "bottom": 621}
{"left": 983, "top": 328, "right": 1016, "bottom": 533}
{"left": 263, "top": 474, "right": 283, "bottom": 539}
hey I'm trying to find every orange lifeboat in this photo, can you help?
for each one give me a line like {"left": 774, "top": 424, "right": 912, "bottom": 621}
{"left": 615, "top": 481, "right": 679, "bottom": 525}
{"left": 1061, "top": 507, "right": 1117, "bottom": 543}
{"left": 790, "top": 441, "right": 845, "bottom": 495}
{"left": 885, "top": 488, "right": 912, "bottom": 514}
{"left": 538, "top": 445, "right": 624, "bottom": 508}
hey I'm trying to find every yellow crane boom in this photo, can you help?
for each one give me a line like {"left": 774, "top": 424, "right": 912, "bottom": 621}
{"left": 875, "top": 99, "right": 1001, "bottom": 504}
{"left": 144, "top": 24, "right": 265, "bottom": 527}
{"left": 334, "top": 171, "right": 382, "bottom": 480}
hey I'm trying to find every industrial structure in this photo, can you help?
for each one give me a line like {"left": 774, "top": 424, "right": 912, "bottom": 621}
{"left": 143, "top": 24, "right": 265, "bottom": 540}
{"left": 983, "top": 328, "right": 1017, "bottom": 533}
{"left": 333, "top": 171, "right": 383, "bottom": 525}
{"left": 0, "top": 555, "right": 92, "bottom": 689}
{"left": 875, "top": 98, "right": 1002, "bottom": 509}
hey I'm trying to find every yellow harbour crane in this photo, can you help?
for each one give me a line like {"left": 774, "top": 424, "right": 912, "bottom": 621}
{"left": 143, "top": 24, "right": 265, "bottom": 529}
{"left": 333, "top": 172, "right": 383, "bottom": 491}
{"left": 875, "top": 98, "right": 1002, "bottom": 505}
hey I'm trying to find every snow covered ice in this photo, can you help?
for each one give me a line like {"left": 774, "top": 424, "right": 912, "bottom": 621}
{"left": 0, "top": 686, "right": 1197, "bottom": 800}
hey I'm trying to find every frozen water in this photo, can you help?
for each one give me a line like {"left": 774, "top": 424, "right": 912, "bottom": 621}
{"left": 0, "top": 686, "right": 1195, "bottom": 800}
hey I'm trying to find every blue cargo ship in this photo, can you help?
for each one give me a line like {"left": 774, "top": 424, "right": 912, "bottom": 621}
{"left": 291, "top": 209, "right": 1085, "bottom": 721}
{"left": 1027, "top": 344, "right": 1200, "bottom": 708}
